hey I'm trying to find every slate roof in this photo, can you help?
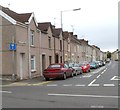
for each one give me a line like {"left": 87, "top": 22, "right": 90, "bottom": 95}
{"left": 53, "top": 28, "right": 62, "bottom": 38}
{"left": 1, "top": 5, "right": 32, "bottom": 23}
{"left": 63, "top": 31, "right": 69, "bottom": 39}
{"left": 38, "top": 22, "right": 52, "bottom": 32}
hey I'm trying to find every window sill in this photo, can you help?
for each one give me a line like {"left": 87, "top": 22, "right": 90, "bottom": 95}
{"left": 30, "top": 45, "right": 35, "bottom": 48}
{"left": 31, "top": 70, "right": 37, "bottom": 73}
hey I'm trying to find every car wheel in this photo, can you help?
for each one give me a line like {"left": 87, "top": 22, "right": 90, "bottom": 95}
{"left": 81, "top": 71, "right": 83, "bottom": 74}
{"left": 71, "top": 72, "right": 74, "bottom": 77}
{"left": 45, "top": 78, "right": 49, "bottom": 81}
{"left": 75, "top": 71, "right": 77, "bottom": 76}
{"left": 63, "top": 73, "right": 66, "bottom": 80}
{"left": 80, "top": 70, "right": 83, "bottom": 74}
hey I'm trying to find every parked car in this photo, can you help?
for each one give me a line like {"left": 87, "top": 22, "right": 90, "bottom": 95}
{"left": 106, "top": 58, "right": 110, "bottom": 63}
{"left": 68, "top": 63, "right": 83, "bottom": 76}
{"left": 94, "top": 61, "right": 100, "bottom": 68}
{"left": 96, "top": 61, "right": 103, "bottom": 67}
{"left": 99, "top": 60, "right": 105, "bottom": 66}
{"left": 79, "top": 61, "right": 90, "bottom": 73}
{"left": 43, "top": 63, "right": 74, "bottom": 81}
{"left": 90, "top": 62, "right": 98, "bottom": 69}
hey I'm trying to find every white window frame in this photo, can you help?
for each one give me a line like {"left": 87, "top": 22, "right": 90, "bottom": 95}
{"left": 31, "top": 55, "right": 36, "bottom": 72}
{"left": 48, "top": 36, "right": 51, "bottom": 49}
{"left": 30, "top": 30, "right": 34, "bottom": 46}
{"left": 68, "top": 44, "right": 70, "bottom": 52}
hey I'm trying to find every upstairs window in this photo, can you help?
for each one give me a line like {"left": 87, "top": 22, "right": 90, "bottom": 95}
{"left": 60, "top": 40, "right": 62, "bottom": 51}
{"left": 48, "top": 36, "right": 51, "bottom": 48}
{"left": 30, "top": 30, "right": 34, "bottom": 46}
{"left": 68, "top": 44, "right": 70, "bottom": 52}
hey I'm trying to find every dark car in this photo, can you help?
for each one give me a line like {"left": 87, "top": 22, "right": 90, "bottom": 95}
{"left": 43, "top": 63, "right": 74, "bottom": 81}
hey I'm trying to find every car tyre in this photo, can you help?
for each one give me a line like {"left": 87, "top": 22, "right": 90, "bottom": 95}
{"left": 71, "top": 72, "right": 74, "bottom": 77}
{"left": 45, "top": 78, "right": 49, "bottom": 81}
{"left": 63, "top": 73, "right": 66, "bottom": 80}
{"left": 80, "top": 71, "right": 83, "bottom": 74}
{"left": 75, "top": 71, "right": 77, "bottom": 76}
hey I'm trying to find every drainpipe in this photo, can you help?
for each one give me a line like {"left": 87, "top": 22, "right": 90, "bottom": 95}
{"left": 0, "top": 15, "right": 2, "bottom": 80}
{"left": 53, "top": 36, "right": 55, "bottom": 63}
{"left": 63, "top": 39, "right": 64, "bottom": 63}
{"left": 39, "top": 30, "right": 43, "bottom": 76}
{"left": 28, "top": 24, "right": 31, "bottom": 78}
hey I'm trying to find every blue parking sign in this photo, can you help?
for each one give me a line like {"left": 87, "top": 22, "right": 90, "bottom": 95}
{"left": 9, "top": 43, "right": 16, "bottom": 51}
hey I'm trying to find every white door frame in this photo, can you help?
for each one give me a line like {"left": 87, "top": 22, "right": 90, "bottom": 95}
{"left": 20, "top": 53, "right": 24, "bottom": 80}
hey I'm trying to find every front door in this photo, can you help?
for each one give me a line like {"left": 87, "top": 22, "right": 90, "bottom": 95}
{"left": 42, "top": 54, "right": 46, "bottom": 72}
{"left": 20, "top": 53, "right": 24, "bottom": 80}
{"left": 55, "top": 54, "right": 59, "bottom": 63}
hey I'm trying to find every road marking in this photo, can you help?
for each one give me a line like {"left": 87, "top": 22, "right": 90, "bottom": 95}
{"left": 111, "top": 76, "right": 120, "bottom": 80}
{"left": 88, "top": 84, "right": 100, "bottom": 87}
{"left": 47, "top": 84, "right": 58, "bottom": 86}
{"left": 31, "top": 83, "right": 43, "bottom": 86}
{"left": 90, "top": 105, "right": 104, "bottom": 108}
{"left": 63, "top": 84, "right": 72, "bottom": 86}
{"left": 101, "top": 68, "right": 107, "bottom": 75}
{"left": 101, "top": 71, "right": 104, "bottom": 74}
{"left": 2, "top": 81, "right": 52, "bottom": 87}
{"left": 91, "top": 67, "right": 106, "bottom": 74}
{"left": 73, "top": 76, "right": 82, "bottom": 78}
{"left": 103, "top": 84, "right": 115, "bottom": 87}
{"left": 96, "top": 74, "right": 101, "bottom": 78}
{"left": 88, "top": 79, "right": 96, "bottom": 86}
{"left": 0, "top": 91, "right": 12, "bottom": 93}
{"left": 104, "top": 68, "right": 107, "bottom": 72}
{"left": 82, "top": 75, "right": 92, "bottom": 78}
{"left": 48, "top": 93, "right": 120, "bottom": 98}
{"left": 75, "top": 84, "right": 86, "bottom": 87}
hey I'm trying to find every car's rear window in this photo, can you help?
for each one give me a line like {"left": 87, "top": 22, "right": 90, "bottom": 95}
{"left": 90, "top": 62, "right": 95, "bottom": 65}
{"left": 79, "top": 63, "right": 85, "bottom": 66}
{"left": 48, "top": 64, "right": 61, "bottom": 68}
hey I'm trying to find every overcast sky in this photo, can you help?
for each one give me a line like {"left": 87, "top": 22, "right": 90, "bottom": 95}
{"left": 0, "top": 0, "right": 119, "bottom": 52}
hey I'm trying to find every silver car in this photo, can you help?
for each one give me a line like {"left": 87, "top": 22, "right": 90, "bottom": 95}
{"left": 68, "top": 63, "right": 83, "bottom": 76}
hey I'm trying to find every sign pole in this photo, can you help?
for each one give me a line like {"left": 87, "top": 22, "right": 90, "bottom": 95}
{"left": 12, "top": 36, "right": 15, "bottom": 81}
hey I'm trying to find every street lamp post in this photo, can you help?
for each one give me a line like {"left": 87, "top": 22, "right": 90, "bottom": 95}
{"left": 60, "top": 8, "right": 81, "bottom": 29}
{"left": 61, "top": 8, "right": 81, "bottom": 63}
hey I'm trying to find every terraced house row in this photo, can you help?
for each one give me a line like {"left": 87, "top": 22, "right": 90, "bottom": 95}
{"left": 0, "top": 5, "right": 107, "bottom": 80}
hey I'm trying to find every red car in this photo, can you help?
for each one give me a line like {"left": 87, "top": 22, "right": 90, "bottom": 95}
{"left": 79, "top": 61, "right": 90, "bottom": 73}
{"left": 43, "top": 63, "right": 74, "bottom": 81}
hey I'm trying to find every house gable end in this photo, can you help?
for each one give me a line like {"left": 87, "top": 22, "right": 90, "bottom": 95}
{"left": 27, "top": 12, "right": 38, "bottom": 27}
{"left": 0, "top": 10, "right": 16, "bottom": 24}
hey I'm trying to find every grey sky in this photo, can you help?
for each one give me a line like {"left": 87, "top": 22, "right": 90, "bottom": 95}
{"left": 0, "top": 0, "right": 118, "bottom": 52}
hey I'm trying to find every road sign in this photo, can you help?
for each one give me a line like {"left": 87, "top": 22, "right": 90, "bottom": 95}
{"left": 9, "top": 43, "right": 16, "bottom": 51}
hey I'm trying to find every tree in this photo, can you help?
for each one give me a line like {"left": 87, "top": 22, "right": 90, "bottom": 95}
{"left": 107, "top": 51, "right": 111, "bottom": 59}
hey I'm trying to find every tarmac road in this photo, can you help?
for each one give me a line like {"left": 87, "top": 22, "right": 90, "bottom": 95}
{"left": 1, "top": 61, "right": 119, "bottom": 109}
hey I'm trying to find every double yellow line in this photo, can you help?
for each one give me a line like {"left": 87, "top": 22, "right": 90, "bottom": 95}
{"left": 1, "top": 81, "right": 52, "bottom": 87}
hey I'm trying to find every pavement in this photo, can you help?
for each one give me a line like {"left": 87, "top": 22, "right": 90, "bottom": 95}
{"left": 1, "top": 76, "right": 46, "bottom": 86}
